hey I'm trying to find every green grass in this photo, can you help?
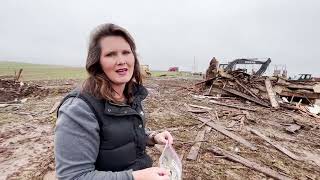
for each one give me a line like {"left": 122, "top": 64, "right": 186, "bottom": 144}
{"left": 0, "top": 61, "right": 87, "bottom": 80}
{"left": 151, "top": 71, "right": 193, "bottom": 77}
{"left": 0, "top": 61, "right": 195, "bottom": 80}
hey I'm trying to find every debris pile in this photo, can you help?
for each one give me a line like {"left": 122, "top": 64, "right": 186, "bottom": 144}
{"left": 196, "top": 69, "right": 320, "bottom": 117}
{"left": 0, "top": 78, "right": 45, "bottom": 102}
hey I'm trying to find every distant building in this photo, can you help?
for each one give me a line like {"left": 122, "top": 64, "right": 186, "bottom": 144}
{"left": 168, "top": 67, "right": 179, "bottom": 72}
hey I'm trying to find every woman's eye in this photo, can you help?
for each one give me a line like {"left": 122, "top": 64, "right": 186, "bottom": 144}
{"left": 123, "top": 51, "right": 131, "bottom": 55}
{"left": 105, "top": 52, "right": 115, "bottom": 57}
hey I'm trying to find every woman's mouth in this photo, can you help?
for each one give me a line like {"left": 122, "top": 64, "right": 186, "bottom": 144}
{"left": 115, "top": 68, "right": 128, "bottom": 75}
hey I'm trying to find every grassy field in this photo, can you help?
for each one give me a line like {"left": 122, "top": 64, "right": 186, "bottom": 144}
{"left": 0, "top": 61, "right": 87, "bottom": 80}
{"left": 0, "top": 61, "right": 196, "bottom": 81}
{"left": 151, "top": 71, "right": 194, "bottom": 77}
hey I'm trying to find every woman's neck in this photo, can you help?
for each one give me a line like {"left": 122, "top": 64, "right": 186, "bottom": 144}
{"left": 112, "top": 83, "right": 126, "bottom": 102}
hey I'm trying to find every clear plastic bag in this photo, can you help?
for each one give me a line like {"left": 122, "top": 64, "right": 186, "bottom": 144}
{"left": 159, "top": 141, "right": 182, "bottom": 180}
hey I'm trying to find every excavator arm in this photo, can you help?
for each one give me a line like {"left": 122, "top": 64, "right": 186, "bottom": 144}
{"left": 224, "top": 58, "right": 271, "bottom": 76}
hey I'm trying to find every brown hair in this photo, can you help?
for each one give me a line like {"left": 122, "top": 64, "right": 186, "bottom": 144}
{"left": 82, "top": 23, "right": 142, "bottom": 103}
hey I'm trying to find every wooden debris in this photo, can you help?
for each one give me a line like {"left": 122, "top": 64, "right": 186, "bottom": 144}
{"left": 208, "top": 145, "right": 293, "bottom": 180}
{"left": 187, "top": 109, "right": 208, "bottom": 114}
{"left": 198, "top": 118, "right": 212, "bottom": 129}
{"left": 301, "top": 150, "right": 320, "bottom": 167}
{"left": 279, "top": 90, "right": 320, "bottom": 100}
{"left": 0, "top": 104, "right": 10, "bottom": 108}
{"left": 222, "top": 87, "right": 270, "bottom": 107}
{"left": 49, "top": 101, "right": 61, "bottom": 114}
{"left": 187, "top": 129, "right": 206, "bottom": 160}
{"left": 235, "top": 79, "right": 259, "bottom": 99}
{"left": 242, "top": 111, "right": 255, "bottom": 122}
{"left": 265, "top": 77, "right": 279, "bottom": 108}
{"left": 247, "top": 127, "right": 302, "bottom": 161}
{"left": 205, "top": 125, "right": 212, "bottom": 133}
{"left": 188, "top": 104, "right": 213, "bottom": 111}
{"left": 198, "top": 117, "right": 257, "bottom": 151}
{"left": 14, "top": 68, "right": 23, "bottom": 82}
{"left": 209, "top": 100, "right": 257, "bottom": 111}
{"left": 285, "top": 124, "right": 301, "bottom": 133}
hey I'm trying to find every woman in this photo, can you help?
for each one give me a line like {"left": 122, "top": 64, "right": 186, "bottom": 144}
{"left": 54, "top": 23, "right": 173, "bottom": 180}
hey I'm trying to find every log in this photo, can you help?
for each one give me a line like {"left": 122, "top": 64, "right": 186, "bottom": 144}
{"left": 198, "top": 117, "right": 257, "bottom": 151}
{"left": 265, "top": 77, "right": 279, "bottom": 108}
{"left": 247, "top": 127, "right": 302, "bottom": 161}
{"left": 208, "top": 145, "right": 293, "bottom": 180}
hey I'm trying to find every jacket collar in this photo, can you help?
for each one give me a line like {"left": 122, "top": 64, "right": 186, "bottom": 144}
{"left": 132, "top": 83, "right": 148, "bottom": 102}
{"left": 103, "top": 84, "right": 148, "bottom": 115}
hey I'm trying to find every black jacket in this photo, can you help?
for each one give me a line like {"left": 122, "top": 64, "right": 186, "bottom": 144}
{"left": 58, "top": 84, "right": 152, "bottom": 172}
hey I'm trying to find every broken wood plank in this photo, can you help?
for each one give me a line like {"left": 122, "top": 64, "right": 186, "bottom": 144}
{"left": 209, "top": 100, "right": 257, "bottom": 111}
{"left": 0, "top": 104, "right": 10, "bottom": 108}
{"left": 301, "top": 150, "right": 320, "bottom": 167}
{"left": 247, "top": 127, "right": 302, "bottom": 161}
{"left": 279, "top": 90, "right": 320, "bottom": 100}
{"left": 187, "top": 109, "right": 208, "bottom": 114}
{"left": 49, "top": 101, "right": 61, "bottom": 114}
{"left": 314, "top": 84, "right": 320, "bottom": 93}
{"left": 194, "top": 77, "right": 218, "bottom": 86}
{"left": 198, "top": 118, "right": 212, "bottom": 129}
{"left": 235, "top": 80, "right": 259, "bottom": 100}
{"left": 206, "top": 83, "right": 214, "bottom": 95}
{"left": 187, "top": 129, "right": 206, "bottom": 160}
{"left": 222, "top": 87, "right": 270, "bottom": 107}
{"left": 285, "top": 124, "right": 301, "bottom": 133}
{"left": 188, "top": 104, "right": 213, "bottom": 110}
{"left": 208, "top": 145, "right": 293, "bottom": 180}
{"left": 198, "top": 117, "right": 257, "bottom": 151}
{"left": 265, "top": 77, "right": 279, "bottom": 108}
{"left": 14, "top": 68, "right": 23, "bottom": 81}
{"left": 205, "top": 125, "right": 212, "bottom": 133}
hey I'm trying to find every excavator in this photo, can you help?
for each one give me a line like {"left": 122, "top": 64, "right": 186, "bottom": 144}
{"left": 219, "top": 58, "right": 271, "bottom": 76}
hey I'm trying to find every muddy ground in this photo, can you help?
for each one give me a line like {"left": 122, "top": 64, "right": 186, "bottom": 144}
{"left": 0, "top": 77, "right": 320, "bottom": 180}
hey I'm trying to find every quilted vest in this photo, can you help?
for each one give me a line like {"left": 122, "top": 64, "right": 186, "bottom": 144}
{"left": 57, "top": 85, "right": 152, "bottom": 171}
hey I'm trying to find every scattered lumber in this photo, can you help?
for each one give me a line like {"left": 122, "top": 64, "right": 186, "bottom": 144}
{"left": 187, "top": 109, "right": 208, "bottom": 113}
{"left": 209, "top": 100, "right": 257, "bottom": 111}
{"left": 187, "top": 129, "right": 206, "bottom": 161}
{"left": 49, "top": 101, "right": 61, "bottom": 114}
{"left": 198, "top": 117, "right": 257, "bottom": 151}
{"left": 285, "top": 124, "right": 301, "bottom": 133}
{"left": 247, "top": 127, "right": 302, "bottom": 161}
{"left": 222, "top": 87, "right": 270, "bottom": 107}
{"left": 265, "top": 77, "right": 279, "bottom": 108}
{"left": 208, "top": 145, "right": 293, "bottom": 180}
{"left": 198, "top": 67, "right": 320, "bottom": 115}
{"left": 188, "top": 104, "right": 213, "bottom": 111}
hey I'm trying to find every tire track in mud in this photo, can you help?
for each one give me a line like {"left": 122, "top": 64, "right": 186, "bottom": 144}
{"left": 0, "top": 119, "right": 54, "bottom": 179}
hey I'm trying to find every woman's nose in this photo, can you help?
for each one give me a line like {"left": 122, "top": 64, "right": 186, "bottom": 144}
{"left": 116, "top": 54, "right": 126, "bottom": 65}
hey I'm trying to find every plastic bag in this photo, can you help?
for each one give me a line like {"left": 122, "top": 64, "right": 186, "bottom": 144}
{"left": 159, "top": 141, "right": 182, "bottom": 180}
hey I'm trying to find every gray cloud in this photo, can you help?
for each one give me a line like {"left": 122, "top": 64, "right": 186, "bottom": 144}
{"left": 1, "top": 0, "right": 319, "bottom": 76}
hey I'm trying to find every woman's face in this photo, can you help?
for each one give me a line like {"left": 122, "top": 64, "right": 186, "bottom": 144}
{"left": 99, "top": 36, "right": 135, "bottom": 86}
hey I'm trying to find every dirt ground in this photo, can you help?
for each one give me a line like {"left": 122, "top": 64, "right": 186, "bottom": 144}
{"left": 1, "top": 77, "right": 320, "bottom": 180}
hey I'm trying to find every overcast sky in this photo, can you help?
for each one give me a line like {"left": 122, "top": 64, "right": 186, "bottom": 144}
{"left": 1, "top": 0, "right": 319, "bottom": 76}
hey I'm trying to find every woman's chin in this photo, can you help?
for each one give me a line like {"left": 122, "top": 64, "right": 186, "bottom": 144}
{"left": 112, "top": 78, "right": 131, "bottom": 85}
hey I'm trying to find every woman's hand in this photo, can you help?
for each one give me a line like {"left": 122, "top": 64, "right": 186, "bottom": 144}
{"left": 154, "top": 131, "right": 173, "bottom": 145}
{"left": 132, "top": 167, "right": 170, "bottom": 180}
